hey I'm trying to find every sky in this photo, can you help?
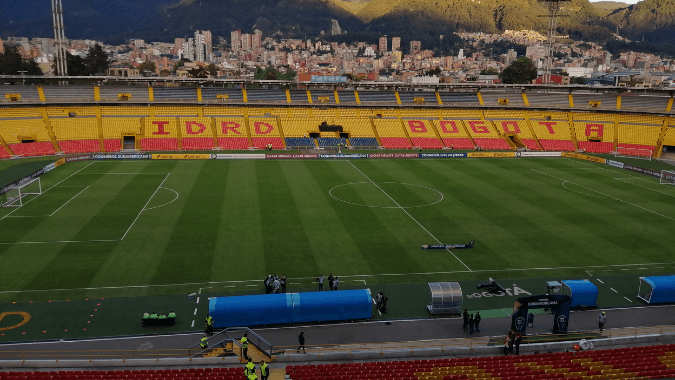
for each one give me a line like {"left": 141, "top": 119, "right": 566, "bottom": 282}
{"left": 588, "top": 0, "right": 641, "bottom": 3}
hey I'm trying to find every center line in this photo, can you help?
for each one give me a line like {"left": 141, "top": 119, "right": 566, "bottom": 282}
{"left": 347, "top": 161, "right": 472, "bottom": 272}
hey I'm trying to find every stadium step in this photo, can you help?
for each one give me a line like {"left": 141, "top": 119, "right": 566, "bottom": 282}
{"left": 268, "top": 369, "right": 285, "bottom": 380}
{"left": 239, "top": 343, "right": 275, "bottom": 363}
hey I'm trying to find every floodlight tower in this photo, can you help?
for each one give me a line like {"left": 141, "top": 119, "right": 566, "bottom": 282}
{"left": 51, "top": 0, "right": 68, "bottom": 77}
{"left": 537, "top": 0, "right": 570, "bottom": 84}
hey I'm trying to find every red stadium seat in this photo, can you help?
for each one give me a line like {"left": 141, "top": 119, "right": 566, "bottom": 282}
{"left": 182, "top": 137, "right": 214, "bottom": 150}
{"left": 103, "top": 139, "right": 122, "bottom": 152}
{"left": 217, "top": 138, "right": 250, "bottom": 150}
{"left": 539, "top": 139, "right": 575, "bottom": 151}
{"left": 411, "top": 138, "right": 443, "bottom": 149}
{"left": 251, "top": 137, "right": 283, "bottom": 149}
{"left": 441, "top": 138, "right": 474, "bottom": 149}
{"left": 521, "top": 138, "right": 542, "bottom": 150}
{"left": 141, "top": 138, "right": 179, "bottom": 151}
{"left": 8, "top": 142, "right": 56, "bottom": 157}
{"left": 578, "top": 141, "right": 614, "bottom": 154}
{"left": 472, "top": 138, "right": 512, "bottom": 150}
{"left": 58, "top": 140, "right": 100, "bottom": 154}
{"left": 379, "top": 137, "right": 412, "bottom": 149}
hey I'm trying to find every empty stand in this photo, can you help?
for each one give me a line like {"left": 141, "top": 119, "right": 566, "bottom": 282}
{"left": 463, "top": 120, "right": 511, "bottom": 150}
{"left": 141, "top": 138, "right": 179, "bottom": 151}
{"left": 0, "top": 365, "right": 247, "bottom": 380}
{"left": 573, "top": 93, "right": 618, "bottom": 110}
{"left": 51, "top": 118, "right": 99, "bottom": 141}
{"left": 9, "top": 142, "right": 55, "bottom": 157}
{"left": 0, "top": 108, "right": 43, "bottom": 118}
{"left": 433, "top": 120, "right": 474, "bottom": 149}
{"left": 286, "top": 344, "right": 675, "bottom": 380}
{"left": 336, "top": 91, "right": 357, "bottom": 104}
{"left": 182, "top": 138, "right": 214, "bottom": 150}
{"left": 621, "top": 95, "right": 671, "bottom": 112}
{"left": 246, "top": 89, "right": 287, "bottom": 103}
{"left": 403, "top": 120, "right": 443, "bottom": 149}
{"left": 201, "top": 88, "right": 244, "bottom": 102}
{"left": 98, "top": 87, "right": 150, "bottom": 102}
{"left": 438, "top": 92, "right": 480, "bottom": 105}
{"left": 249, "top": 117, "right": 283, "bottom": 149}
{"left": 317, "top": 137, "right": 347, "bottom": 147}
{"left": 180, "top": 117, "right": 214, "bottom": 150}
{"left": 574, "top": 117, "right": 615, "bottom": 153}
{"left": 349, "top": 137, "right": 378, "bottom": 147}
{"left": 285, "top": 137, "right": 315, "bottom": 148}
{"left": 398, "top": 91, "right": 437, "bottom": 104}
{"left": 0, "top": 145, "right": 12, "bottom": 158}
{"left": 204, "top": 107, "right": 246, "bottom": 117}
{"left": 47, "top": 108, "right": 96, "bottom": 117}
{"left": 143, "top": 118, "right": 179, "bottom": 151}
{"left": 309, "top": 90, "right": 336, "bottom": 104}
{"left": 100, "top": 107, "right": 150, "bottom": 116}
{"left": 154, "top": 107, "right": 199, "bottom": 117}
{"left": 215, "top": 117, "right": 250, "bottom": 150}
{"left": 289, "top": 90, "right": 309, "bottom": 103}
{"left": 480, "top": 91, "right": 525, "bottom": 107}
{"left": 58, "top": 140, "right": 100, "bottom": 154}
{"left": 104, "top": 139, "right": 122, "bottom": 152}
{"left": 373, "top": 119, "right": 411, "bottom": 149}
{"left": 153, "top": 87, "right": 198, "bottom": 101}
{"left": 0, "top": 119, "right": 52, "bottom": 144}
{"left": 525, "top": 91, "right": 570, "bottom": 108}
{"left": 42, "top": 86, "right": 95, "bottom": 101}
{"left": 0, "top": 85, "right": 41, "bottom": 102}
{"left": 357, "top": 91, "right": 397, "bottom": 103}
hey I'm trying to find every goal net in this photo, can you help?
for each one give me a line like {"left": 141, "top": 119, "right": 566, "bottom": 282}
{"left": 660, "top": 170, "right": 675, "bottom": 186}
{"left": 614, "top": 147, "right": 653, "bottom": 161}
{"left": 1, "top": 177, "right": 42, "bottom": 207}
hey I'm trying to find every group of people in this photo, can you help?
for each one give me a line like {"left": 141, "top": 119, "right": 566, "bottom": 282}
{"left": 141, "top": 311, "right": 177, "bottom": 326}
{"left": 264, "top": 274, "right": 287, "bottom": 294}
{"left": 244, "top": 358, "right": 269, "bottom": 380}
{"left": 375, "top": 292, "right": 388, "bottom": 314}
{"left": 503, "top": 330, "right": 523, "bottom": 355}
{"left": 316, "top": 273, "right": 340, "bottom": 291}
{"left": 462, "top": 310, "right": 482, "bottom": 335}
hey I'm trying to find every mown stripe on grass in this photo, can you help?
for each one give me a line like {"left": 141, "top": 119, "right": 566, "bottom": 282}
{"left": 211, "top": 161, "right": 266, "bottom": 281}
{"left": 151, "top": 161, "right": 229, "bottom": 285}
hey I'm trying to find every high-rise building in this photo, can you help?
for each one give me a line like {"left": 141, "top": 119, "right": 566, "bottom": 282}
{"left": 458, "top": 49, "right": 465, "bottom": 60}
{"left": 410, "top": 40, "right": 421, "bottom": 54}
{"left": 174, "top": 38, "right": 185, "bottom": 55}
{"left": 182, "top": 38, "right": 194, "bottom": 61}
{"left": 391, "top": 37, "right": 401, "bottom": 52}
{"left": 194, "top": 31, "right": 206, "bottom": 62}
{"left": 505, "top": 49, "right": 517, "bottom": 66}
{"left": 202, "top": 30, "right": 212, "bottom": 54}
{"left": 331, "top": 19, "right": 342, "bottom": 35}
{"left": 378, "top": 36, "right": 388, "bottom": 52}
{"left": 231, "top": 30, "right": 241, "bottom": 51}
{"left": 252, "top": 33, "right": 262, "bottom": 49}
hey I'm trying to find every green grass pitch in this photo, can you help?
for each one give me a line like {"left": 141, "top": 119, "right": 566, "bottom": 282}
{"left": 0, "top": 157, "right": 674, "bottom": 304}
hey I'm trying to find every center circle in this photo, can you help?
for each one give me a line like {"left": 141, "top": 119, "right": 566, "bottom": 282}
{"left": 329, "top": 182, "right": 444, "bottom": 209}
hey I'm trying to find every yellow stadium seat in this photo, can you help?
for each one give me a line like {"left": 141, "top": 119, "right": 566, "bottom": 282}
{"left": 280, "top": 117, "right": 324, "bottom": 137}
{"left": 336, "top": 119, "right": 374, "bottom": 137}
{"left": 51, "top": 118, "right": 98, "bottom": 140}
{"left": 249, "top": 117, "right": 280, "bottom": 136}
{"left": 662, "top": 128, "right": 675, "bottom": 146}
{"left": 312, "top": 109, "right": 338, "bottom": 119}
{"left": 440, "top": 110, "right": 482, "bottom": 119}
{"left": 102, "top": 118, "right": 141, "bottom": 138}
{"left": 154, "top": 106, "right": 199, "bottom": 116}
{"left": 180, "top": 118, "right": 214, "bottom": 138}
{"left": 47, "top": 107, "right": 96, "bottom": 117}
{"left": 574, "top": 122, "right": 614, "bottom": 142}
{"left": 0, "top": 108, "right": 43, "bottom": 118}
{"left": 203, "top": 107, "right": 246, "bottom": 116}
{"left": 214, "top": 117, "right": 248, "bottom": 137}
{"left": 373, "top": 119, "right": 406, "bottom": 137}
{"left": 101, "top": 106, "right": 150, "bottom": 116}
{"left": 0, "top": 119, "right": 52, "bottom": 143}
{"left": 617, "top": 124, "right": 660, "bottom": 146}
{"left": 464, "top": 120, "right": 500, "bottom": 138}
{"left": 400, "top": 109, "right": 438, "bottom": 118}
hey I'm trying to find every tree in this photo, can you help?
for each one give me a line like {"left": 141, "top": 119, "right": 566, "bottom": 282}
{"left": 138, "top": 60, "right": 156, "bottom": 76}
{"left": 499, "top": 57, "right": 537, "bottom": 84}
{"left": 65, "top": 52, "right": 88, "bottom": 76}
{"left": 159, "top": 69, "right": 171, "bottom": 77}
{"left": 172, "top": 60, "right": 184, "bottom": 74}
{"left": 85, "top": 44, "right": 109, "bottom": 75}
{"left": 205, "top": 63, "right": 218, "bottom": 77}
{"left": 187, "top": 66, "right": 208, "bottom": 78}
{"left": 0, "top": 44, "right": 43, "bottom": 76}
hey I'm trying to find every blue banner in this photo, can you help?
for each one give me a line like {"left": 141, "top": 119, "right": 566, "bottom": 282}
{"left": 311, "top": 75, "right": 347, "bottom": 83}
{"left": 420, "top": 153, "right": 467, "bottom": 158}
{"left": 93, "top": 154, "right": 151, "bottom": 160}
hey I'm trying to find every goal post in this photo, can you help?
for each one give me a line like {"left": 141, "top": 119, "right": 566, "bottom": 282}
{"left": 660, "top": 170, "right": 675, "bottom": 186}
{"left": 614, "top": 147, "right": 653, "bottom": 161}
{"left": 1, "top": 177, "right": 42, "bottom": 207}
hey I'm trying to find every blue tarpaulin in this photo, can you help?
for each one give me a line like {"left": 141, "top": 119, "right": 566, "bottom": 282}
{"left": 562, "top": 280, "right": 598, "bottom": 308}
{"left": 639, "top": 276, "right": 675, "bottom": 304}
{"left": 208, "top": 289, "right": 372, "bottom": 328}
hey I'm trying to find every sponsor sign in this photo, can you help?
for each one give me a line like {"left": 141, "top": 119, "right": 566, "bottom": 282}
{"left": 422, "top": 242, "right": 474, "bottom": 250}
{"left": 561, "top": 152, "right": 607, "bottom": 164}
{"left": 515, "top": 152, "right": 562, "bottom": 157}
{"left": 65, "top": 155, "right": 92, "bottom": 163}
{"left": 211, "top": 154, "right": 266, "bottom": 160}
{"left": 468, "top": 152, "right": 516, "bottom": 158}
{"left": 606, "top": 160, "right": 625, "bottom": 169}
{"left": 319, "top": 154, "right": 368, "bottom": 159}
{"left": 0, "top": 168, "right": 47, "bottom": 195}
{"left": 43, "top": 163, "right": 56, "bottom": 173}
{"left": 369, "top": 153, "right": 419, "bottom": 159}
{"left": 266, "top": 154, "right": 319, "bottom": 159}
{"left": 420, "top": 153, "right": 467, "bottom": 158}
{"left": 152, "top": 154, "right": 210, "bottom": 160}
{"left": 623, "top": 164, "right": 661, "bottom": 178}
{"left": 94, "top": 154, "right": 151, "bottom": 160}
{"left": 54, "top": 158, "right": 66, "bottom": 167}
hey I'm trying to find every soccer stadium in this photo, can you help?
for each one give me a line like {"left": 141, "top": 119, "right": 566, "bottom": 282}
{"left": 1, "top": 81, "right": 675, "bottom": 380}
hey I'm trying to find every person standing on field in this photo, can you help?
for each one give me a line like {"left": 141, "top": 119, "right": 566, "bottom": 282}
{"left": 598, "top": 311, "right": 607, "bottom": 331}
{"left": 328, "top": 273, "right": 334, "bottom": 290}
{"left": 462, "top": 309, "right": 469, "bottom": 331}
{"left": 334, "top": 277, "right": 339, "bottom": 290}
{"left": 297, "top": 331, "right": 306, "bottom": 353}
{"left": 318, "top": 275, "right": 324, "bottom": 291}
{"left": 475, "top": 311, "right": 482, "bottom": 333}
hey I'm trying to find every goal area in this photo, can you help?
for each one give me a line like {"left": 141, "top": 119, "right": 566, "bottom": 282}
{"left": 660, "top": 170, "right": 675, "bottom": 186}
{"left": 614, "top": 147, "right": 653, "bottom": 160}
{"left": 1, "top": 177, "right": 42, "bottom": 207}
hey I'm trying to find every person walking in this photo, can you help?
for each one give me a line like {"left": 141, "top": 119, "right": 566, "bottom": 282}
{"left": 598, "top": 311, "right": 607, "bottom": 331}
{"left": 514, "top": 333, "right": 523, "bottom": 355}
{"left": 280, "top": 274, "right": 287, "bottom": 293}
{"left": 328, "top": 273, "right": 334, "bottom": 290}
{"left": 200, "top": 335, "right": 208, "bottom": 350}
{"left": 241, "top": 333, "right": 249, "bottom": 360}
{"left": 468, "top": 314, "right": 475, "bottom": 335}
{"left": 334, "top": 277, "right": 339, "bottom": 290}
{"left": 297, "top": 331, "right": 306, "bottom": 353}
{"left": 318, "top": 275, "right": 324, "bottom": 291}
{"left": 475, "top": 311, "right": 482, "bottom": 333}
{"left": 462, "top": 309, "right": 469, "bottom": 331}
{"left": 503, "top": 333, "right": 511, "bottom": 355}
{"left": 205, "top": 315, "right": 214, "bottom": 336}
{"left": 244, "top": 358, "right": 256, "bottom": 377}
{"left": 260, "top": 360, "right": 269, "bottom": 380}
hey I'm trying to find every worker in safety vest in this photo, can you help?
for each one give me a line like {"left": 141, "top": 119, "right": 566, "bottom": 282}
{"left": 260, "top": 360, "right": 269, "bottom": 380}
{"left": 247, "top": 374, "right": 257, "bottom": 380}
{"left": 200, "top": 336, "right": 208, "bottom": 350}
{"left": 168, "top": 310, "right": 177, "bottom": 325}
{"left": 149, "top": 311, "right": 159, "bottom": 325}
{"left": 158, "top": 312, "right": 168, "bottom": 325}
{"left": 244, "top": 358, "right": 255, "bottom": 376}
{"left": 205, "top": 315, "right": 214, "bottom": 335}
{"left": 142, "top": 311, "right": 150, "bottom": 326}
{"left": 241, "top": 333, "right": 249, "bottom": 360}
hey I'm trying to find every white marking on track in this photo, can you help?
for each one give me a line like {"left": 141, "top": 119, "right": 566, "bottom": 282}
{"left": 597, "top": 279, "right": 604, "bottom": 284}
{"left": 610, "top": 287, "right": 618, "bottom": 293}
{"left": 191, "top": 320, "right": 195, "bottom": 328}
{"left": 624, "top": 297, "right": 633, "bottom": 303}
{"left": 193, "top": 308, "right": 197, "bottom": 315}
{"left": 196, "top": 297, "right": 200, "bottom": 304}
{"left": 347, "top": 161, "right": 472, "bottom": 272}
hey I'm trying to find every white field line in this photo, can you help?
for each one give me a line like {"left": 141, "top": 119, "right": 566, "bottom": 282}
{"left": 610, "top": 287, "right": 618, "bottom": 293}
{"left": 597, "top": 279, "right": 605, "bottom": 284}
{"left": 347, "top": 161, "right": 472, "bottom": 272}
{"left": 532, "top": 169, "right": 675, "bottom": 221}
{"left": 119, "top": 173, "right": 171, "bottom": 241}
{"left": 624, "top": 297, "right": 633, "bottom": 303}
{"left": 77, "top": 173, "right": 167, "bottom": 175}
{"left": 144, "top": 187, "right": 179, "bottom": 211}
{"left": 49, "top": 186, "right": 89, "bottom": 216}
{"left": 615, "top": 178, "right": 675, "bottom": 198}
{"left": 0, "top": 161, "right": 95, "bottom": 222}
{"left": 1, "top": 260, "right": 673, "bottom": 295}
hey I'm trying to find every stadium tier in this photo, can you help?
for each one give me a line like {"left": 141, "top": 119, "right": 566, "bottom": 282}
{"left": 58, "top": 140, "right": 100, "bottom": 154}
{"left": 528, "top": 112, "right": 576, "bottom": 151}
{"left": 317, "top": 137, "right": 347, "bottom": 147}
{"left": 51, "top": 118, "right": 99, "bottom": 141}
{"left": 373, "top": 119, "right": 412, "bottom": 149}
{"left": 0, "top": 145, "right": 12, "bottom": 158}
{"left": 403, "top": 120, "right": 443, "bottom": 149}
{"left": 286, "top": 137, "right": 316, "bottom": 148}
{"left": 433, "top": 120, "right": 475, "bottom": 149}
{"left": 9, "top": 142, "right": 55, "bottom": 156}
{"left": 574, "top": 116, "right": 616, "bottom": 154}
{"left": 215, "top": 117, "right": 250, "bottom": 149}
{"left": 348, "top": 137, "right": 378, "bottom": 147}
{"left": 0, "top": 367, "right": 246, "bottom": 380}
{"left": 141, "top": 138, "right": 179, "bottom": 151}
{"left": 183, "top": 137, "right": 215, "bottom": 150}
{"left": 286, "top": 344, "right": 675, "bottom": 380}
{"left": 463, "top": 120, "right": 512, "bottom": 150}
{"left": 104, "top": 139, "right": 122, "bottom": 152}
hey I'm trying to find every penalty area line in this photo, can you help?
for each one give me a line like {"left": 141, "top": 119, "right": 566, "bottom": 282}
{"left": 346, "top": 160, "right": 472, "bottom": 272}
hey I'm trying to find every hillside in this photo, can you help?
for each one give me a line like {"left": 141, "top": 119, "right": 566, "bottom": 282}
{"left": 592, "top": 1, "right": 629, "bottom": 17}
{"left": 608, "top": 0, "right": 675, "bottom": 43}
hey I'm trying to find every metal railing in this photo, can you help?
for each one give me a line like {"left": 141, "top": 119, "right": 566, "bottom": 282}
{"left": 187, "top": 327, "right": 273, "bottom": 359}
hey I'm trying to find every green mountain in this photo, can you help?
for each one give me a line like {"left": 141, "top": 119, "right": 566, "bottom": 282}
{"left": 608, "top": 0, "right": 675, "bottom": 43}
